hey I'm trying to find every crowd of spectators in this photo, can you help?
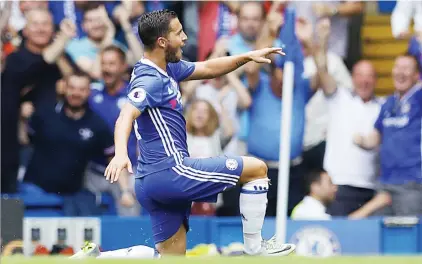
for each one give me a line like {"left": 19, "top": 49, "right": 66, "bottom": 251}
{"left": 1, "top": 1, "right": 421, "bottom": 220}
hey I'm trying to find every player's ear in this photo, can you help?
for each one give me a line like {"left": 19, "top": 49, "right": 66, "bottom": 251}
{"left": 157, "top": 37, "right": 167, "bottom": 49}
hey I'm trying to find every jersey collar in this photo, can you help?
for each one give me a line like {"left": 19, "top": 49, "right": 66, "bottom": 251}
{"left": 394, "top": 82, "right": 422, "bottom": 103}
{"left": 140, "top": 58, "right": 169, "bottom": 77}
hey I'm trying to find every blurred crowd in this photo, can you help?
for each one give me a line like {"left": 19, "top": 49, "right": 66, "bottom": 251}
{"left": 0, "top": 1, "right": 421, "bottom": 220}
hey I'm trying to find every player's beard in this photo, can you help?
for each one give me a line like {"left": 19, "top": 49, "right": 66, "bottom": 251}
{"left": 165, "top": 45, "right": 180, "bottom": 63}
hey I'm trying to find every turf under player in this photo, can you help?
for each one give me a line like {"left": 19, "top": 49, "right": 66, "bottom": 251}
{"left": 73, "top": 9, "right": 295, "bottom": 258}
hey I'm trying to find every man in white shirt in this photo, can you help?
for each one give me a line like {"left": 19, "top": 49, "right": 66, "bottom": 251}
{"left": 314, "top": 22, "right": 383, "bottom": 215}
{"left": 301, "top": 19, "right": 353, "bottom": 173}
{"left": 291, "top": 169, "right": 337, "bottom": 220}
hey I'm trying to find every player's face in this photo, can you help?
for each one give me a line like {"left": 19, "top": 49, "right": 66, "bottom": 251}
{"left": 101, "top": 50, "right": 127, "bottom": 87}
{"left": 352, "top": 61, "right": 376, "bottom": 102}
{"left": 23, "top": 11, "right": 54, "bottom": 48}
{"left": 65, "top": 76, "right": 91, "bottom": 110}
{"left": 164, "top": 18, "right": 187, "bottom": 63}
{"left": 392, "top": 56, "right": 419, "bottom": 94}
{"left": 191, "top": 101, "right": 210, "bottom": 130}
{"left": 83, "top": 9, "right": 107, "bottom": 42}
{"left": 238, "top": 3, "right": 265, "bottom": 42}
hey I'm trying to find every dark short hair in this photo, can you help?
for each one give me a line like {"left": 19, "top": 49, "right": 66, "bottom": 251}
{"left": 304, "top": 168, "right": 327, "bottom": 196}
{"left": 82, "top": 3, "right": 103, "bottom": 19}
{"left": 402, "top": 52, "right": 422, "bottom": 74}
{"left": 101, "top": 45, "right": 126, "bottom": 63}
{"left": 137, "top": 9, "right": 178, "bottom": 50}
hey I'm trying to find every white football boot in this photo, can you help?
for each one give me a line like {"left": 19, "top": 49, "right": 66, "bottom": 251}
{"left": 69, "top": 242, "right": 101, "bottom": 259}
{"left": 258, "top": 236, "right": 296, "bottom": 256}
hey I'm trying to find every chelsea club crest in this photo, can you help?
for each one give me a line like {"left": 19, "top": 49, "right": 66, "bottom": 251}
{"left": 290, "top": 226, "right": 341, "bottom": 257}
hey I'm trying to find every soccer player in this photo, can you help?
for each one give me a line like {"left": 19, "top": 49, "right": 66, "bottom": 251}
{"left": 73, "top": 9, "right": 295, "bottom": 258}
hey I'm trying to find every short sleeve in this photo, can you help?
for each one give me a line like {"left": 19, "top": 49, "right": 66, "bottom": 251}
{"left": 167, "top": 60, "right": 196, "bottom": 82}
{"left": 66, "top": 39, "right": 85, "bottom": 62}
{"left": 127, "top": 73, "right": 163, "bottom": 112}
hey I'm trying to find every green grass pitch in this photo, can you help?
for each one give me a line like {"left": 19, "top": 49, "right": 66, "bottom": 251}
{"left": 2, "top": 256, "right": 422, "bottom": 264}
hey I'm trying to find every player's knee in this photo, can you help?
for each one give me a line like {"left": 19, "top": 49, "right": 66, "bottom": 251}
{"left": 254, "top": 158, "right": 268, "bottom": 179}
{"left": 241, "top": 157, "right": 268, "bottom": 183}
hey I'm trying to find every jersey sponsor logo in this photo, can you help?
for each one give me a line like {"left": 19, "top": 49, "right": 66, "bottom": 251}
{"left": 382, "top": 116, "right": 409, "bottom": 128}
{"left": 79, "top": 128, "right": 94, "bottom": 140}
{"left": 225, "top": 159, "right": 238, "bottom": 171}
{"left": 128, "top": 88, "right": 147, "bottom": 103}
{"left": 290, "top": 226, "right": 341, "bottom": 257}
{"left": 401, "top": 103, "right": 410, "bottom": 114}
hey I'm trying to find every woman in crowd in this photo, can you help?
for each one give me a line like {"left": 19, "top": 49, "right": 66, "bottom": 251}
{"left": 185, "top": 99, "right": 234, "bottom": 216}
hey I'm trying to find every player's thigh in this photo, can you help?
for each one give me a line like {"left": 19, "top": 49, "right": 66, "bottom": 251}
{"left": 156, "top": 224, "right": 187, "bottom": 256}
{"left": 175, "top": 156, "right": 243, "bottom": 202}
{"left": 134, "top": 177, "right": 191, "bottom": 248}
{"left": 238, "top": 156, "right": 268, "bottom": 184}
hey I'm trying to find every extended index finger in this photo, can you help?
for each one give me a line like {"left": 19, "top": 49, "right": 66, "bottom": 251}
{"left": 271, "top": 47, "right": 285, "bottom": 55}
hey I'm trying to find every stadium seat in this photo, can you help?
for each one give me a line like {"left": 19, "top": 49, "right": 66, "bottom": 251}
{"left": 377, "top": 1, "right": 396, "bottom": 14}
{"left": 362, "top": 10, "right": 410, "bottom": 95}
{"left": 19, "top": 183, "right": 63, "bottom": 207}
{"left": 18, "top": 183, "right": 64, "bottom": 217}
{"left": 99, "top": 192, "right": 117, "bottom": 215}
{"left": 363, "top": 42, "right": 408, "bottom": 58}
{"left": 24, "top": 209, "right": 64, "bottom": 217}
{"left": 369, "top": 59, "right": 395, "bottom": 76}
{"left": 364, "top": 15, "right": 391, "bottom": 25}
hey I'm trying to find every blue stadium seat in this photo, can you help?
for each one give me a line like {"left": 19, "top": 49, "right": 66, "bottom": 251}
{"left": 19, "top": 183, "right": 63, "bottom": 207}
{"left": 378, "top": 1, "right": 396, "bottom": 13}
{"left": 99, "top": 192, "right": 117, "bottom": 215}
{"left": 24, "top": 209, "right": 64, "bottom": 217}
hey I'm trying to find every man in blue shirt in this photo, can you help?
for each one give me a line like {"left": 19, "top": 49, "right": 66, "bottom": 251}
{"left": 23, "top": 72, "right": 115, "bottom": 216}
{"left": 85, "top": 9, "right": 294, "bottom": 258}
{"left": 354, "top": 54, "right": 422, "bottom": 216}
{"left": 86, "top": 46, "right": 139, "bottom": 216}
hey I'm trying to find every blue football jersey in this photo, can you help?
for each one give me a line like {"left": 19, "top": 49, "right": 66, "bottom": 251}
{"left": 127, "top": 58, "right": 195, "bottom": 177}
{"left": 89, "top": 82, "right": 138, "bottom": 170}
{"left": 374, "top": 84, "right": 422, "bottom": 184}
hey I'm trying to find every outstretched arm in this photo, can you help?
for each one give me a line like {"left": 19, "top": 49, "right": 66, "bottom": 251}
{"left": 185, "top": 48, "right": 285, "bottom": 81}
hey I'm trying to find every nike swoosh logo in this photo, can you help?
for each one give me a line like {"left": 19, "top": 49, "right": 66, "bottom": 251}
{"left": 267, "top": 245, "right": 292, "bottom": 255}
